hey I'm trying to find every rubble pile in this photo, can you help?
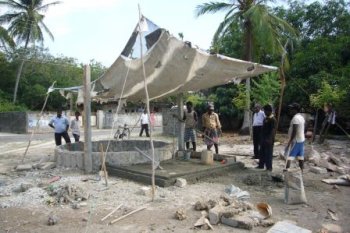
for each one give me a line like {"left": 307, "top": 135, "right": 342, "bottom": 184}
{"left": 193, "top": 194, "right": 274, "bottom": 230}
{"left": 45, "top": 184, "right": 89, "bottom": 205}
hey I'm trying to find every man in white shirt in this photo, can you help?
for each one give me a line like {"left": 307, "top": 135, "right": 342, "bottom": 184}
{"left": 286, "top": 103, "right": 305, "bottom": 171}
{"left": 252, "top": 104, "right": 265, "bottom": 159}
{"left": 139, "top": 109, "right": 150, "bottom": 137}
{"left": 70, "top": 111, "right": 81, "bottom": 142}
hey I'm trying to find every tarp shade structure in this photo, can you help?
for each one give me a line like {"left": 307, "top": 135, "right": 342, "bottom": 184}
{"left": 82, "top": 17, "right": 277, "bottom": 103}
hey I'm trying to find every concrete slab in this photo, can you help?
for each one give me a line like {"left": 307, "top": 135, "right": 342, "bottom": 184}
{"left": 106, "top": 158, "right": 244, "bottom": 187}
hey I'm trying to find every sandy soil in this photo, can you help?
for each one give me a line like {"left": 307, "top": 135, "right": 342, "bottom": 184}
{"left": 0, "top": 132, "right": 349, "bottom": 233}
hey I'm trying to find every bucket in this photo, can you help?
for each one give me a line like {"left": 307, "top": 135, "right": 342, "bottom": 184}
{"left": 201, "top": 150, "right": 213, "bottom": 165}
{"left": 256, "top": 202, "right": 272, "bottom": 219}
{"left": 184, "top": 150, "right": 191, "bottom": 160}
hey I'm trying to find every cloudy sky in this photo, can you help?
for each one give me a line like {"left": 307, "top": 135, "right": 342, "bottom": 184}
{"left": 41, "top": 0, "right": 227, "bottom": 67}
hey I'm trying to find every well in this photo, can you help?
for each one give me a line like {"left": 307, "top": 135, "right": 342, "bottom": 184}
{"left": 55, "top": 140, "right": 173, "bottom": 171}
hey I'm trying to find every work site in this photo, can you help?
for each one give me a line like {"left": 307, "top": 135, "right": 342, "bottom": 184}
{"left": 0, "top": 0, "right": 349, "bottom": 233}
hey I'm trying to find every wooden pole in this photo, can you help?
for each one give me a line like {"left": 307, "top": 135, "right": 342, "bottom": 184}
{"left": 109, "top": 206, "right": 147, "bottom": 225}
{"left": 100, "top": 204, "right": 123, "bottom": 222}
{"left": 99, "top": 144, "right": 108, "bottom": 186}
{"left": 177, "top": 93, "right": 185, "bottom": 151}
{"left": 83, "top": 65, "right": 93, "bottom": 173}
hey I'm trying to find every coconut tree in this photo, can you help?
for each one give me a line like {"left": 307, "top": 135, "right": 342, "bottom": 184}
{"left": 196, "top": 0, "right": 297, "bottom": 134}
{"left": 0, "top": 0, "right": 60, "bottom": 103}
{"left": 0, "top": 25, "right": 15, "bottom": 49}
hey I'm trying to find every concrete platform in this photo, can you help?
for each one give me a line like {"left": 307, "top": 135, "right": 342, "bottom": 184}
{"left": 106, "top": 158, "right": 245, "bottom": 187}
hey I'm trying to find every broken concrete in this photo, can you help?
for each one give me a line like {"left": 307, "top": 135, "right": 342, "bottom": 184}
{"left": 208, "top": 205, "right": 224, "bottom": 225}
{"left": 309, "top": 166, "right": 328, "bottom": 174}
{"left": 174, "top": 178, "right": 187, "bottom": 188}
{"left": 15, "top": 164, "right": 32, "bottom": 171}
{"left": 221, "top": 215, "right": 254, "bottom": 230}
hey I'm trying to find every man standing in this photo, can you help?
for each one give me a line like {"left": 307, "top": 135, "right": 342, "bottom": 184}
{"left": 139, "top": 109, "right": 150, "bottom": 137}
{"left": 202, "top": 104, "right": 222, "bottom": 154}
{"left": 252, "top": 104, "right": 265, "bottom": 159}
{"left": 70, "top": 111, "right": 81, "bottom": 142}
{"left": 49, "top": 109, "right": 71, "bottom": 146}
{"left": 183, "top": 101, "right": 198, "bottom": 151}
{"left": 286, "top": 103, "right": 305, "bottom": 171}
{"left": 257, "top": 104, "right": 276, "bottom": 171}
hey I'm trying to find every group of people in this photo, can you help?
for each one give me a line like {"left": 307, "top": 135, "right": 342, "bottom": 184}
{"left": 48, "top": 110, "right": 81, "bottom": 146}
{"left": 253, "top": 103, "right": 305, "bottom": 171}
{"left": 49, "top": 102, "right": 306, "bottom": 172}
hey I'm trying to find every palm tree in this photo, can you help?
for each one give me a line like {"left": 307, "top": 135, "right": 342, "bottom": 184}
{"left": 0, "top": 0, "right": 60, "bottom": 103}
{"left": 0, "top": 25, "right": 15, "bottom": 49}
{"left": 196, "top": 0, "right": 297, "bottom": 134}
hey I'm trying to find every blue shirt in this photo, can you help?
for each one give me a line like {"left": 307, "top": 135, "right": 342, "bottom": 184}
{"left": 49, "top": 116, "right": 69, "bottom": 133}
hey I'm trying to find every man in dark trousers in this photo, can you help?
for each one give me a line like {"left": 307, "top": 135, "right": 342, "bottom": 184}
{"left": 252, "top": 104, "right": 265, "bottom": 159}
{"left": 139, "top": 109, "right": 150, "bottom": 137}
{"left": 49, "top": 109, "right": 71, "bottom": 146}
{"left": 257, "top": 104, "right": 276, "bottom": 171}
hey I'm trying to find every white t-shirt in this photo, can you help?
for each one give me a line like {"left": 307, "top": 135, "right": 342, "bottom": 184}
{"left": 140, "top": 113, "right": 149, "bottom": 124}
{"left": 288, "top": 113, "right": 305, "bottom": 142}
{"left": 70, "top": 119, "right": 80, "bottom": 135}
{"left": 253, "top": 110, "right": 265, "bottom": 126}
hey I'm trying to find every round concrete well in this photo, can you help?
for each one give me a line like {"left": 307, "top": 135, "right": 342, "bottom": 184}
{"left": 55, "top": 140, "right": 173, "bottom": 171}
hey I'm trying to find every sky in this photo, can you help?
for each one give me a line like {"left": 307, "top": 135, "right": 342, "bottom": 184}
{"left": 41, "top": 0, "right": 228, "bottom": 67}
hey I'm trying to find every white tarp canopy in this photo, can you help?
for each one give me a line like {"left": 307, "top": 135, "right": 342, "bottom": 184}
{"left": 79, "top": 17, "right": 277, "bottom": 103}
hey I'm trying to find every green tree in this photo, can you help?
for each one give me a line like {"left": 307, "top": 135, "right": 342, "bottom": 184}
{"left": 0, "top": 25, "right": 15, "bottom": 49}
{"left": 0, "top": 0, "right": 60, "bottom": 103}
{"left": 196, "top": 0, "right": 296, "bottom": 134}
{"left": 251, "top": 72, "right": 280, "bottom": 107}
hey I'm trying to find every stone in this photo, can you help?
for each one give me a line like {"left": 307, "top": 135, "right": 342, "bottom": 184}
{"left": 267, "top": 220, "right": 311, "bottom": 233}
{"left": 340, "top": 157, "right": 350, "bottom": 164}
{"left": 15, "top": 164, "right": 32, "bottom": 171}
{"left": 175, "top": 208, "right": 186, "bottom": 220}
{"left": 40, "top": 162, "right": 56, "bottom": 170}
{"left": 260, "top": 219, "right": 275, "bottom": 227}
{"left": 194, "top": 200, "right": 208, "bottom": 211}
{"left": 318, "top": 159, "right": 337, "bottom": 171}
{"left": 174, "top": 178, "right": 187, "bottom": 188}
{"left": 321, "top": 223, "right": 343, "bottom": 233}
{"left": 194, "top": 216, "right": 214, "bottom": 230}
{"left": 48, "top": 214, "right": 58, "bottom": 226}
{"left": 329, "top": 155, "right": 342, "bottom": 166}
{"left": 309, "top": 166, "right": 328, "bottom": 174}
{"left": 208, "top": 205, "right": 224, "bottom": 225}
{"left": 221, "top": 215, "right": 254, "bottom": 230}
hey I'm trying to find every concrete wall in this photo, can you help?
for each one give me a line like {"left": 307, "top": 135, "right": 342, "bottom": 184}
{"left": 55, "top": 140, "right": 173, "bottom": 171}
{"left": 0, "top": 112, "right": 27, "bottom": 133}
{"left": 162, "top": 109, "right": 181, "bottom": 136}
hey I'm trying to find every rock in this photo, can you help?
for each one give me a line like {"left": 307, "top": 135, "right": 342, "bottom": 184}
{"left": 12, "top": 183, "right": 33, "bottom": 193}
{"left": 174, "top": 178, "right": 187, "bottom": 188}
{"left": 309, "top": 166, "right": 328, "bottom": 174}
{"left": 208, "top": 205, "right": 224, "bottom": 225}
{"left": 318, "top": 159, "right": 337, "bottom": 172}
{"left": 194, "top": 201, "right": 209, "bottom": 211}
{"left": 267, "top": 220, "right": 311, "bottom": 233}
{"left": 321, "top": 223, "right": 343, "bottom": 233}
{"left": 40, "top": 162, "right": 56, "bottom": 170}
{"left": 221, "top": 215, "right": 254, "bottom": 230}
{"left": 138, "top": 186, "right": 151, "bottom": 196}
{"left": 175, "top": 208, "right": 186, "bottom": 220}
{"left": 15, "top": 164, "right": 32, "bottom": 171}
{"left": 335, "top": 166, "right": 347, "bottom": 175}
{"left": 48, "top": 214, "right": 58, "bottom": 226}
{"left": 71, "top": 202, "right": 80, "bottom": 209}
{"left": 340, "top": 157, "right": 350, "bottom": 164}
{"left": 194, "top": 216, "right": 214, "bottom": 230}
{"left": 329, "top": 155, "right": 342, "bottom": 166}
{"left": 260, "top": 219, "right": 275, "bottom": 227}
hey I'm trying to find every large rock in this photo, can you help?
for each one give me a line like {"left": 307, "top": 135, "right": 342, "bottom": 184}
{"left": 309, "top": 166, "right": 328, "bottom": 174}
{"left": 221, "top": 215, "right": 254, "bottom": 230}
{"left": 208, "top": 205, "right": 224, "bottom": 225}
{"left": 174, "top": 178, "right": 187, "bottom": 188}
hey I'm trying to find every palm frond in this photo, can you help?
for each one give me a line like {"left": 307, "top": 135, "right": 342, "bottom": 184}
{"left": 36, "top": 1, "right": 61, "bottom": 12}
{"left": 195, "top": 2, "right": 233, "bottom": 17}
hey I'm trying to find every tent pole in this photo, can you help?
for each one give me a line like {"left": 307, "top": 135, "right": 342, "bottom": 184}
{"left": 177, "top": 94, "right": 185, "bottom": 151}
{"left": 83, "top": 65, "right": 93, "bottom": 173}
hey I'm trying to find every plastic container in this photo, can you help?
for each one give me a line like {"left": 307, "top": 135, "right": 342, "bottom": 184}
{"left": 201, "top": 149, "right": 213, "bottom": 165}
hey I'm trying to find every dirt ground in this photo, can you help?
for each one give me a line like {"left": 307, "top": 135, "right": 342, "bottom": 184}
{"left": 0, "top": 131, "right": 349, "bottom": 233}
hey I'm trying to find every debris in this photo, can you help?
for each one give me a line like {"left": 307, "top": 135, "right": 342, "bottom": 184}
{"left": 284, "top": 169, "right": 307, "bottom": 205}
{"left": 110, "top": 206, "right": 147, "bottom": 225}
{"left": 194, "top": 200, "right": 209, "bottom": 211}
{"left": 40, "top": 162, "right": 56, "bottom": 170}
{"left": 194, "top": 216, "right": 214, "bottom": 230}
{"left": 174, "top": 178, "right": 187, "bottom": 188}
{"left": 224, "top": 184, "right": 250, "bottom": 200}
{"left": 310, "top": 166, "right": 328, "bottom": 174}
{"left": 318, "top": 159, "right": 337, "bottom": 172}
{"left": 327, "top": 209, "right": 339, "bottom": 221}
{"left": 260, "top": 219, "right": 275, "bottom": 227}
{"left": 46, "top": 184, "right": 89, "bottom": 205}
{"left": 322, "top": 177, "right": 350, "bottom": 186}
{"left": 256, "top": 203, "right": 272, "bottom": 219}
{"left": 175, "top": 208, "right": 187, "bottom": 220}
{"left": 48, "top": 214, "right": 58, "bottom": 226}
{"left": 138, "top": 186, "right": 151, "bottom": 196}
{"left": 321, "top": 223, "right": 343, "bottom": 233}
{"left": 15, "top": 164, "right": 32, "bottom": 171}
{"left": 208, "top": 205, "right": 224, "bottom": 225}
{"left": 101, "top": 204, "right": 123, "bottom": 222}
{"left": 12, "top": 183, "right": 33, "bottom": 193}
{"left": 221, "top": 215, "right": 254, "bottom": 230}
{"left": 267, "top": 220, "right": 311, "bottom": 233}
{"left": 47, "top": 176, "right": 61, "bottom": 184}
{"left": 329, "top": 155, "right": 342, "bottom": 166}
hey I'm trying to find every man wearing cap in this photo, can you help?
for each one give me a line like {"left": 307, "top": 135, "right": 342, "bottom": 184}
{"left": 286, "top": 103, "right": 305, "bottom": 171}
{"left": 202, "top": 104, "right": 222, "bottom": 154}
{"left": 252, "top": 104, "right": 265, "bottom": 159}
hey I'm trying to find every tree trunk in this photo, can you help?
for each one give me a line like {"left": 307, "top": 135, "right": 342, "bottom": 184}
{"left": 13, "top": 59, "right": 25, "bottom": 103}
{"left": 240, "top": 19, "right": 253, "bottom": 135}
{"left": 276, "top": 67, "right": 286, "bottom": 130}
